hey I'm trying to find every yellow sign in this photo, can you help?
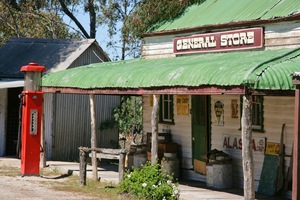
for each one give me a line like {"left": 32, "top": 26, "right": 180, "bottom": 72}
{"left": 177, "top": 95, "right": 189, "bottom": 115}
{"left": 150, "top": 95, "right": 153, "bottom": 107}
{"left": 265, "top": 142, "right": 281, "bottom": 156}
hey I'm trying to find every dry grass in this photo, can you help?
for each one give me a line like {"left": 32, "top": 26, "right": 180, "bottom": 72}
{"left": 0, "top": 165, "right": 19, "bottom": 176}
{"left": 0, "top": 165, "right": 135, "bottom": 200}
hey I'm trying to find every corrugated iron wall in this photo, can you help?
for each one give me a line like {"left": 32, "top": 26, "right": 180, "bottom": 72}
{"left": 69, "top": 45, "right": 109, "bottom": 69}
{"left": 44, "top": 93, "right": 120, "bottom": 161}
{"left": 43, "top": 93, "right": 54, "bottom": 159}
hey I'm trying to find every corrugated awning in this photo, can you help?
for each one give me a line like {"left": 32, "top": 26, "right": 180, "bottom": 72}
{"left": 42, "top": 47, "right": 300, "bottom": 95}
{"left": 0, "top": 80, "right": 24, "bottom": 89}
{"left": 148, "top": 0, "right": 300, "bottom": 35}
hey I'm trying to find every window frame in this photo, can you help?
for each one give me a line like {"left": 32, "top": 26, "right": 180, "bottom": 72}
{"left": 240, "top": 95, "right": 264, "bottom": 132}
{"left": 159, "top": 95, "right": 174, "bottom": 124}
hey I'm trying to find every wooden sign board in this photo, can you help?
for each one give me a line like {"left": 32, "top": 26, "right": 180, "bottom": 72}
{"left": 265, "top": 142, "right": 280, "bottom": 156}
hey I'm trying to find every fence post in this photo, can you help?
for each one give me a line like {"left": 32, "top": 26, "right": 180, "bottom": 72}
{"left": 119, "top": 149, "right": 127, "bottom": 182}
{"left": 79, "top": 147, "right": 87, "bottom": 186}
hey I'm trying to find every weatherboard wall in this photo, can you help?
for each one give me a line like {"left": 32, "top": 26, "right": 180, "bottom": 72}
{"left": 143, "top": 95, "right": 294, "bottom": 189}
{"left": 142, "top": 21, "right": 300, "bottom": 59}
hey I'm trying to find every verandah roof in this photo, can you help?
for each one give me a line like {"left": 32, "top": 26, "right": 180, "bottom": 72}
{"left": 42, "top": 47, "right": 300, "bottom": 95}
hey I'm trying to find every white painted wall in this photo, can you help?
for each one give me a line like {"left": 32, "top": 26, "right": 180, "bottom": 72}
{"left": 143, "top": 94, "right": 295, "bottom": 190}
{"left": 142, "top": 21, "right": 300, "bottom": 59}
{"left": 142, "top": 95, "right": 192, "bottom": 169}
{"left": 210, "top": 95, "right": 294, "bottom": 190}
{"left": 0, "top": 89, "right": 7, "bottom": 156}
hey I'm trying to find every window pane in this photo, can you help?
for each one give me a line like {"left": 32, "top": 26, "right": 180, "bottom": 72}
{"left": 160, "top": 95, "right": 173, "bottom": 123}
{"left": 252, "top": 96, "right": 262, "bottom": 127}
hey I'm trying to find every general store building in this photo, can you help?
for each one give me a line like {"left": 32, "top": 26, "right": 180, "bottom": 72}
{"left": 42, "top": 0, "right": 300, "bottom": 195}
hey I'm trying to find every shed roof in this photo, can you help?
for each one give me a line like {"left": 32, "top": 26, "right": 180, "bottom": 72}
{"left": 0, "top": 38, "right": 109, "bottom": 79}
{"left": 147, "top": 0, "right": 300, "bottom": 35}
{"left": 42, "top": 47, "right": 300, "bottom": 95}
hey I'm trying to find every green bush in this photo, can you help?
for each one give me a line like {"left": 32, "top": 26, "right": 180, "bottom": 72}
{"left": 118, "top": 162, "right": 179, "bottom": 200}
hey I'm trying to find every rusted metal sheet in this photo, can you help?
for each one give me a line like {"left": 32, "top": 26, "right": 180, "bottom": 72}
{"left": 42, "top": 86, "right": 245, "bottom": 95}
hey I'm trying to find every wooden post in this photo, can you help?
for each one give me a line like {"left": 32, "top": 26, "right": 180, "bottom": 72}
{"left": 79, "top": 147, "right": 87, "bottom": 186}
{"left": 151, "top": 94, "right": 160, "bottom": 165}
{"left": 118, "top": 149, "right": 126, "bottom": 181}
{"left": 242, "top": 94, "right": 255, "bottom": 200}
{"left": 293, "top": 85, "right": 300, "bottom": 200}
{"left": 40, "top": 116, "right": 46, "bottom": 168}
{"left": 89, "top": 94, "right": 98, "bottom": 181}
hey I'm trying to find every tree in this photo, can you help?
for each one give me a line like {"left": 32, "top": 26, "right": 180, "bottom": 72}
{"left": 113, "top": 96, "right": 142, "bottom": 136}
{"left": 55, "top": 0, "right": 97, "bottom": 38}
{"left": 97, "top": 0, "right": 140, "bottom": 60}
{"left": 0, "top": 1, "right": 78, "bottom": 45}
{"left": 127, "top": 0, "right": 205, "bottom": 38}
{"left": 97, "top": 0, "right": 205, "bottom": 60}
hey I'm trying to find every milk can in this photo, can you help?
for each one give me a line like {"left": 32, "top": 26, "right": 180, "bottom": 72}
{"left": 161, "top": 153, "right": 179, "bottom": 180}
{"left": 133, "top": 145, "right": 147, "bottom": 168}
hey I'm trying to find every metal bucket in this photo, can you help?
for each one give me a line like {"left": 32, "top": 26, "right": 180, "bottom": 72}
{"left": 161, "top": 153, "right": 179, "bottom": 179}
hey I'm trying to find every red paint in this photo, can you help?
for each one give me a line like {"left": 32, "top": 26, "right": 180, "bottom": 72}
{"left": 20, "top": 91, "right": 43, "bottom": 175}
{"left": 223, "top": 135, "right": 265, "bottom": 153}
{"left": 173, "top": 27, "right": 263, "bottom": 55}
{"left": 20, "top": 63, "right": 44, "bottom": 176}
{"left": 20, "top": 62, "right": 46, "bottom": 72}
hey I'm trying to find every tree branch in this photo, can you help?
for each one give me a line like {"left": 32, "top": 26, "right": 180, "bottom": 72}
{"left": 58, "top": 0, "right": 90, "bottom": 38}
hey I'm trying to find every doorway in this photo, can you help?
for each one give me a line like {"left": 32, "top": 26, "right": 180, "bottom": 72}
{"left": 192, "top": 95, "right": 210, "bottom": 174}
{"left": 5, "top": 87, "right": 23, "bottom": 156}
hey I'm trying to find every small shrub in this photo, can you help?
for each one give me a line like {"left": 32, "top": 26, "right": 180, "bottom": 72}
{"left": 118, "top": 162, "right": 179, "bottom": 200}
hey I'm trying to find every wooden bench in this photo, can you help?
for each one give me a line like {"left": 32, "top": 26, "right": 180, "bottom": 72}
{"left": 88, "top": 148, "right": 121, "bottom": 160}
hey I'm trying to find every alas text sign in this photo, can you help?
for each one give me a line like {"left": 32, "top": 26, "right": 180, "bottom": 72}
{"left": 222, "top": 134, "right": 266, "bottom": 154}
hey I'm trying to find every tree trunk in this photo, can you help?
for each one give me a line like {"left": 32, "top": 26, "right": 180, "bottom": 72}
{"left": 151, "top": 94, "right": 160, "bottom": 165}
{"left": 242, "top": 94, "right": 255, "bottom": 200}
{"left": 89, "top": 94, "right": 98, "bottom": 181}
{"left": 58, "top": 0, "right": 90, "bottom": 38}
{"left": 88, "top": 0, "right": 96, "bottom": 38}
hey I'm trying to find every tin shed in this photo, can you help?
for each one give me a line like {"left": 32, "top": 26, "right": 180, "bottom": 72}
{"left": 0, "top": 38, "right": 120, "bottom": 161}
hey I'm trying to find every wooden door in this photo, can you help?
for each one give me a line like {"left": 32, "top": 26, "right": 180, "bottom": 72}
{"left": 192, "top": 95, "right": 210, "bottom": 174}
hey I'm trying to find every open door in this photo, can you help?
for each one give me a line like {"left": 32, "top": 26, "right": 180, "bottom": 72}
{"left": 192, "top": 95, "right": 210, "bottom": 174}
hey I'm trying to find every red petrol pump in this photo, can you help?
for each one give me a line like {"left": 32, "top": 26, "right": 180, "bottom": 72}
{"left": 20, "top": 63, "right": 46, "bottom": 176}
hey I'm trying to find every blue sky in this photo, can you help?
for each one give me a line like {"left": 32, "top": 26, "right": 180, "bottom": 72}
{"left": 63, "top": 11, "right": 121, "bottom": 60}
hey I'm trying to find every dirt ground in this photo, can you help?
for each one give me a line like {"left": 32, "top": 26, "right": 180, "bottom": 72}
{"left": 0, "top": 158, "right": 94, "bottom": 200}
{"left": 0, "top": 175, "right": 93, "bottom": 200}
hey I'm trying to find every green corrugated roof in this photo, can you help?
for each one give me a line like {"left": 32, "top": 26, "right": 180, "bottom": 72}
{"left": 151, "top": 0, "right": 300, "bottom": 33}
{"left": 42, "top": 48, "right": 300, "bottom": 91}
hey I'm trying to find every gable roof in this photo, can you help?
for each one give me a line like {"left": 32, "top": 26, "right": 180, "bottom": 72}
{"left": 0, "top": 38, "right": 109, "bottom": 78}
{"left": 42, "top": 47, "right": 300, "bottom": 95}
{"left": 146, "top": 0, "right": 300, "bottom": 36}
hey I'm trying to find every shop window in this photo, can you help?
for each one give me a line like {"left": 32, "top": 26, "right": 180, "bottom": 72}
{"left": 159, "top": 95, "right": 174, "bottom": 124}
{"left": 240, "top": 95, "right": 264, "bottom": 132}
{"left": 252, "top": 96, "right": 264, "bottom": 132}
